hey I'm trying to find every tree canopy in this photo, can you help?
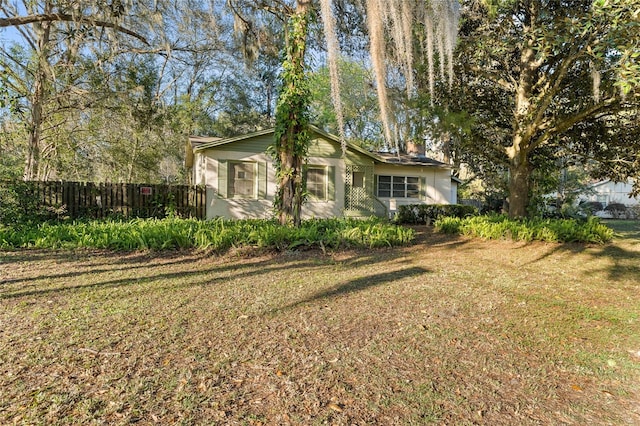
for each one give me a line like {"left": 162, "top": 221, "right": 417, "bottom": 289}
{"left": 1, "top": 0, "right": 638, "bottom": 220}
{"left": 444, "top": 0, "right": 640, "bottom": 216}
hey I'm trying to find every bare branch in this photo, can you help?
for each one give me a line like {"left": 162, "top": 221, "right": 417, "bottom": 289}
{"left": 0, "top": 13, "right": 148, "bottom": 45}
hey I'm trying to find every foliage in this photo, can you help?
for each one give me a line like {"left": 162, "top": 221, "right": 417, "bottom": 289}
{"left": 395, "top": 204, "right": 477, "bottom": 225}
{"left": 580, "top": 201, "right": 604, "bottom": 214}
{"left": 308, "top": 57, "right": 382, "bottom": 147}
{"left": 270, "top": 9, "right": 312, "bottom": 226}
{"left": 435, "top": 214, "right": 613, "bottom": 244}
{"left": 0, "top": 217, "right": 414, "bottom": 251}
{"left": 449, "top": 0, "right": 640, "bottom": 217}
{"left": 0, "top": 163, "right": 53, "bottom": 225}
{"left": 0, "top": 181, "right": 52, "bottom": 226}
{"left": 604, "top": 203, "right": 628, "bottom": 219}
{"left": 0, "top": 1, "right": 249, "bottom": 184}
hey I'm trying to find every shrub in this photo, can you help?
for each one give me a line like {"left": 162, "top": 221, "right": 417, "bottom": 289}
{"left": 604, "top": 203, "right": 627, "bottom": 219}
{"left": 627, "top": 205, "right": 640, "bottom": 219}
{"left": 434, "top": 214, "right": 613, "bottom": 244}
{"left": 580, "top": 201, "right": 604, "bottom": 214}
{"left": 0, "top": 180, "right": 53, "bottom": 226}
{"left": 0, "top": 217, "right": 415, "bottom": 252}
{"left": 395, "top": 204, "right": 478, "bottom": 225}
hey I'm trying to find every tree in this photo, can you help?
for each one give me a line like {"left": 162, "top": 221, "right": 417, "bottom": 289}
{"left": 1, "top": 0, "right": 237, "bottom": 183}
{"left": 0, "top": 0, "right": 149, "bottom": 180}
{"left": 271, "top": 1, "right": 312, "bottom": 226}
{"left": 453, "top": 0, "right": 640, "bottom": 217}
{"left": 231, "top": 0, "right": 460, "bottom": 225}
{"left": 308, "top": 58, "right": 382, "bottom": 147}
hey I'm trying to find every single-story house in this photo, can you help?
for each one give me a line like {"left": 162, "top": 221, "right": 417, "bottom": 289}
{"left": 578, "top": 179, "right": 639, "bottom": 218}
{"left": 186, "top": 126, "right": 458, "bottom": 220}
{"left": 580, "top": 179, "right": 639, "bottom": 207}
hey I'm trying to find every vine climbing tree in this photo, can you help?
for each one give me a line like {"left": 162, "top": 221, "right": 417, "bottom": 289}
{"left": 271, "top": 2, "right": 311, "bottom": 226}
{"left": 230, "top": 0, "right": 460, "bottom": 225}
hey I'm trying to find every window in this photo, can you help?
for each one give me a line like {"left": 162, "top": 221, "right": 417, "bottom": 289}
{"left": 306, "top": 166, "right": 327, "bottom": 200}
{"left": 377, "top": 175, "right": 420, "bottom": 198}
{"left": 352, "top": 171, "right": 365, "bottom": 188}
{"left": 229, "top": 162, "right": 255, "bottom": 198}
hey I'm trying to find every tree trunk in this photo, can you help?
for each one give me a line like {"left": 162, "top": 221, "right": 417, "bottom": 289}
{"left": 507, "top": 24, "right": 537, "bottom": 218}
{"left": 273, "top": 1, "right": 311, "bottom": 226}
{"left": 23, "top": 4, "right": 52, "bottom": 181}
{"left": 507, "top": 147, "right": 531, "bottom": 218}
{"left": 277, "top": 143, "right": 304, "bottom": 226}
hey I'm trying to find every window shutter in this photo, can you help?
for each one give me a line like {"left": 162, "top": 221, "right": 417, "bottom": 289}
{"left": 419, "top": 176, "right": 427, "bottom": 200}
{"left": 374, "top": 175, "right": 378, "bottom": 197}
{"left": 257, "top": 161, "right": 267, "bottom": 199}
{"left": 218, "top": 160, "right": 228, "bottom": 198}
{"left": 327, "top": 166, "right": 335, "bottom": 201}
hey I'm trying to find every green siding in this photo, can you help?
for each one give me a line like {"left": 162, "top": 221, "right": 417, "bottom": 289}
{"left": 345, "top": 149, "right": 374, "bottom": 166}
{"left": 327, "top": 166, "right": 336, "bottom": 201}
{"left": 257, "top": 161, "right": 267, "bottom": 199}
{"left": 218, "top": 160, "right": 228, "bottom": 198}
{"left": 210, "top": 134, "right": 273, "bottom": 154}
{"left": 308, "top": 137, "right": 342, "bottom": 159}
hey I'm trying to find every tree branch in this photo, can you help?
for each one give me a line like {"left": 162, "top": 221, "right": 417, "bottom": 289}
{"left": 0, "top": 14, "right": 148, "bottom": 45}
{"left": 532, "top": 97, "right": 620, "bottom": 150}
{"left": 467, "top": 65, "right": 514, "bottom": 91}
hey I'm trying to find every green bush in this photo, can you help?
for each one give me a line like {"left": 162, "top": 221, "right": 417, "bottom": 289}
{"left": 395, "top": 204, "right": 478, "bottom": 225}
{"left": 604, "top": 203, "right": 628, "bottom": 219}
{"left": 0, "top": 217, "right": 415, "bottom": 252}
{"left": 434, "top": 214, "right": 613, "bottom": 244}
{"left": 0, "top": 180, "right": 54, "bottom": 226}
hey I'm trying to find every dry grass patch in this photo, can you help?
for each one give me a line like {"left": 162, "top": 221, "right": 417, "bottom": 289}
{"left": 1, "top": 226, "right": 639, "bottom": 425}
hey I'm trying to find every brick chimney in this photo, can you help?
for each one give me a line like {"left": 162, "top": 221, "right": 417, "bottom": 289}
{"left": 406, "top": 140, "right": 425, "bottom": 156}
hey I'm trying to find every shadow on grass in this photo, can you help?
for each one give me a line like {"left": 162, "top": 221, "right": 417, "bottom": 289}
{"left": 521, "top": 236, "right": 640, "bottom": 282}
{"left": 0, "top": 252, "right": 214, "bottom": 286}
{"left": 276, "top": 266, "right": 430, "bottom": 312}
{"left": 604, "top": 219, "right": 640, "bottom": 241}
{"left": 0, "top": 256, "right": 318, "bottom": 300}
{"left": 591, "top": 244, "right": 640, "bottom": 281}
{"left": 0, "top": 242, "right": 424, "bottom": 300}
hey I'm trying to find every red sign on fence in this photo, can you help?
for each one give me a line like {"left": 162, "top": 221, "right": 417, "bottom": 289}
{"left": 140, "top": 187, "right": 153, "bottom": 195}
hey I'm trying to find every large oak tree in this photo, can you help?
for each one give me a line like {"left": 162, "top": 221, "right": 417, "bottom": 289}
{"left": 453, "top": 0, "right": 640, "bottom": 217}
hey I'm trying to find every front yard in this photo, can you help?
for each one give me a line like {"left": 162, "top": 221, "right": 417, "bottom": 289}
{"left": 1, "top": 224, "right": 639, "bottom": 424}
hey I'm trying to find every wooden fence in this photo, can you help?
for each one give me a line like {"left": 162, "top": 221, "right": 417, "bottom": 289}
{"left": 26, "top": 181, "right": 206, "bottom": 220}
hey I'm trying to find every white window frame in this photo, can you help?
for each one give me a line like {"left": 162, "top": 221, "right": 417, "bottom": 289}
{"left": 305, "top": 165, "right": 328, "bottom": 201}
{"left": 377, "top": 175, "right": 420, "bottom": 198}
{"left": 228, "top": 161, "right": 256, "bottom": 199}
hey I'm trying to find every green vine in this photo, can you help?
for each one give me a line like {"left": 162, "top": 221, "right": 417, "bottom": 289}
{"left": 269, "top": 10, "right": 312, "bottom": 226}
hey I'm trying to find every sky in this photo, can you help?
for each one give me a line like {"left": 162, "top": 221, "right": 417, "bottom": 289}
{"left": 1, "top": 25, "right": 24, "bottom": 45}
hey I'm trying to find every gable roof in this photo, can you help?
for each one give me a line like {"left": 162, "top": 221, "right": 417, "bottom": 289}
{"left": 188, "top": 125, "right": 450, "bottom": 169}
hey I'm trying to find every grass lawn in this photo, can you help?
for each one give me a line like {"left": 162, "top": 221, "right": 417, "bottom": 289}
{"left": 1, "top": 225, "right": 639, "bottom": 425}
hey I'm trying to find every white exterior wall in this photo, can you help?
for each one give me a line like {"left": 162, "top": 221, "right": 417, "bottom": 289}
{"left": 582, "top": 180, "right": 639, "bottom": 206}
{"left": 202, "top": 149, "right": 346, "bottom": 220}
{"left": 193, "top": 152, "right": 207, "bottom": 186}
{"left": 373, "top": 164, "right": 453, "bottom": 215}
{"left": 451, "top": 181, "right": 458, "bottom": 204}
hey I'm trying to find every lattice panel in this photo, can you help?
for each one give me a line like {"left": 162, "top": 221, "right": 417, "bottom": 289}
{"left": 345, "top": 165, "right": 374, "bottom": 213}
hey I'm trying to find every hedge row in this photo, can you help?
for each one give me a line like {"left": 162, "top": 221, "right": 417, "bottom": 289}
{"left": 434, "top": 215, "right": 613, "bottom": 244}
{"left": 395, "top": 204, "right": 478, "bottom": 225}
{"left": 0, "top": 217, "right": 415, "bottom": 252}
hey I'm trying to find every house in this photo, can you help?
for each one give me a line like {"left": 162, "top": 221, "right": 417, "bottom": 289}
{"left": 580, "top": 179, "right": 639, "bottom": 207}
{"left": 185, "top": 126, "right": 457, "bottom": 220}
{"left": 579, "top": 179, "right": 639, "bottom": 218}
